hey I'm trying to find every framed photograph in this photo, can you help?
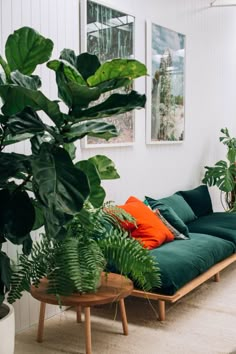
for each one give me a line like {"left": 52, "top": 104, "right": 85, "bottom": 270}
{"left": 146, "top": 21, "right": 186, "bottom": 144}
{"left": 80, "top": 0, "right": 135, "bottom": 148}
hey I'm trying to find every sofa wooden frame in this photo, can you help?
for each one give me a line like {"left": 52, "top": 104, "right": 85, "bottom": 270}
{"left": 131, "top": 253, "right": 236, "bottom": 321}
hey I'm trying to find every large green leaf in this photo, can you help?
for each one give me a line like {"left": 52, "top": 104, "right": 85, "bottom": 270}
{"left": 32, "top": 143, "right": 90, "bottom": 215}
{"left": 0, "top": 115, "right": 8, "bottom": 124}
{"left": 54, "top": 69, "right": 73, "bottom": 107}
{"left": 7, "top": 108, "right": 46, "bottom": 135}
{"left": 0, "top": 189, "right": 35, "bottom": 239}
{"left": 0, "top": 85, "right": 64, "bottom": 127}
{"left": 76, "top": 53, "right": 101, "bottom": 81}
{"left": 47, "top": 60, "right": 100, "bottom": 108}
{"left": 5, "top": 27, "right": 53, "bottom": 75}
{"left": 67, "top": 82, "right": 101, "bottom": 109}
{"left": 0, "top": 152, "right": 31, "bottom": 184}
{"left": 96, "top": 78, "right": 132, "bottom": 94}
{"left": 0, "top": 190, "right": 8, "bottom": 233}
{"left": 59, "top": 48, "right": 77, "bottom": 66}
{"left": 87, "top": 58, "right": 147, "bottom": 86}
{"left": 32, "top": 200, "right": 44, "bottom": 231}
{"left": 76, "top": 160, "right": 106, "bottom": 208}
{"left": 227, "top": 148, "right": 236, "bottom": 164}
{"left": 47, "top": 60, "right": 86, "bottom": 107}
{"left": 30, "top": 135, "right": 44, "bottom": 155}
{"left": 63, "top": 121, "right": 118, "bottom": 143}
{"left": 3, "top": 132, "right": 34, "bottom": 146}
{"left": 47, "top": 59, "right": 85, "bottom": 85}
{"left": 10, "top": 70, "right": 41, "bottom": 90}
{"left": 63, "top": 142, "right": 76, "bottom": 160}
{"left": 73, "top": 90, "right": 146, "bottom": 121}
{"left": 22, "top": 235, "right": 33, "bottom": 256}
{"left": 203, "top": 160, "right": 236, "bottom": 192}
{"left": 55, "top": 72, "right": 100, "bottom": 108}
{"left": 43, "top": 207, "right": 72, "bottom": 239}
{"left": 88, "top": 155, "right": 120, "bottom": 180}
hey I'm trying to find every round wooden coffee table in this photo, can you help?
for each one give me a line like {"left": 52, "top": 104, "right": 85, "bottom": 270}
{"left": 30, "top": 273, "right": 133, "bottom": 354}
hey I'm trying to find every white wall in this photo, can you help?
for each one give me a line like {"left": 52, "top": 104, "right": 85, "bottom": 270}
{"left": 1, "top": 0, "right": 236, "bottom": 331}
{"left": 81, "top": 0, "right": 236, "bottom": 211}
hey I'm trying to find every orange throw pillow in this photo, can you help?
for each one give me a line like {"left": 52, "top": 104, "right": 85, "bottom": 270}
{"left": 118, "top": 196, "right": 174, "bottom": 249}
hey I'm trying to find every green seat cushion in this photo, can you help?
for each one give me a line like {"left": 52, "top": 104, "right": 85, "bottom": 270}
{"left": 187, "top": 212, "right": 236, "bottom": 245}
{"left": 159, "top": 193, "right": 197, "bottom": 223}
{"left": 145, "top": 196, "right": 190, "bottom": 238}
{"left": 178, "top": 185, "right": 213, "bottom": 217}
{"left": 149, "top": 233, "right": 235, "bottom": 295}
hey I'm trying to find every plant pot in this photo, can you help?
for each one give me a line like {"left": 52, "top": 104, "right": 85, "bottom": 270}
{"left": 0, "top": 302, "right": 15, "bottom": 354}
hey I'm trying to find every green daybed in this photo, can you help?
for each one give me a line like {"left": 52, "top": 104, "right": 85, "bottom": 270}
{"left": 131, "top": 185, "right": 236, "bottom": 320}
{"left": 150, "top": 233, "right": 235, "bottom": 296}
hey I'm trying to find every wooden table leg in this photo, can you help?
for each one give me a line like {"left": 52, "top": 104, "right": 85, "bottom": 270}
{"left": 37, "top": 302, "right": 46, "bottom": 343}
{"left": 119, "top": 299, "right": 128, "bottom": 335}
{"left": 84, "top": 307, "right": 92, "bottom": 354}
{"left": 158, "top": 300, "right": 165, "bottom": 321}
{"left": 76, "top": 306, "right": 82, "bottom": 323}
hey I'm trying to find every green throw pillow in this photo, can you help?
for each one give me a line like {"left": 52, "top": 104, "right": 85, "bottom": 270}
{"left": 154, "top": 209, "right": 189, "bottom": 240}
{"left": 144, "top": 196, "right": 190, "bottom": 238}
{"left": 159, "top": 194, "right": 197, "bottom": 224}
{"left": 177, "top": 185, "right": 213, "bottom": 217}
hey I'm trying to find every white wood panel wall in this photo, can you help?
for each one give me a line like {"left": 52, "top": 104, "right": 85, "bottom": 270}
{"left": 0, "top": 0, "right": 80, "bottom": 332}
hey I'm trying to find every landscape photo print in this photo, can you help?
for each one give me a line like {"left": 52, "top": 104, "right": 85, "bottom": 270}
{"left": 146, "top": 22, "right": 185, "bottom": 144}
{"left": 81, "top": 0, "right": 135, "bottom": 148}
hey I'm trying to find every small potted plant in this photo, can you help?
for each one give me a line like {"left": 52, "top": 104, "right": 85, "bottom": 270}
{"left": 0, "top": 27, "right": 161, "bottom": 352}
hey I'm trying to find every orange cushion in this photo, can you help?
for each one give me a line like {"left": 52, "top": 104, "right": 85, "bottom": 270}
{"left": 118, "top": 196, "right": 174, "bottom": 249}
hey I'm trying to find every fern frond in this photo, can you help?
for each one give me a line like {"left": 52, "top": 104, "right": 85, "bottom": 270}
{"left": 47, "top": 237, "right": 105, "bottom": 295}
{"left": 98, "top": 230, "right": 161, "bottom": 291}
{"left": 8, "top": 234, "right": 55, "bottom": 303}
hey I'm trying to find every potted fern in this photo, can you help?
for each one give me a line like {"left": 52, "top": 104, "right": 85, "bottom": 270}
{"left": 8, "top": 203, "right": 160, "bottom": 302}
{"left": 0, "top": 26, "right": 161, "bottom": 351}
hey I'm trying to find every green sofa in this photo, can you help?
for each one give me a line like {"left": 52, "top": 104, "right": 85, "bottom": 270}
{"left": 132, "top": 185, "right": 236, "bottom": 320}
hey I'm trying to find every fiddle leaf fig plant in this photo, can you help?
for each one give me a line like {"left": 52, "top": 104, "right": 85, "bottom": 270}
{"left": 0, "top": 26, "right": 152, "bottom": 304}
{"left": 202, "top": 128, "right": 236, "bottom": 211}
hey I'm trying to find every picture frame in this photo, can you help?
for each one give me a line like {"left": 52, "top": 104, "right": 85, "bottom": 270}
{"left": 146, "top": 21, "right": 186, "bottom": 144}
{"left": 80, "top": 0, "right": 136, "bottom": 148}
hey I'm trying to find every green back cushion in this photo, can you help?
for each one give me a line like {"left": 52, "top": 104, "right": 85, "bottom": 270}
{"left": 187, "top": 212, "right": 236, "bottom": 245}
{"left": 177, "top": 185, "right": 213, "bottom": 217}
{"left": 158, "top": 193, "right": 197, "bottom": 224}
{"left": 145, "top": 196, "right": 190, "bottom": 238}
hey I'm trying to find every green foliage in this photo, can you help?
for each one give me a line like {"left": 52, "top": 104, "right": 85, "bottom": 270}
{"left": 87, "top": 59, "right": 147, "bottom": 87}
{"left": 99, "top": 233, "right": 161, "bottom": 291}
{"left": 5, "top": 27, "right": 53, "bottom": 75}
{"left": 0, "top": 26, "right": 147, "bottom": 304}
{"left": 202, "top": 128, "right": 236, "bottom": 210}
{"left": 8, "top": 205, "right": 161, "bottom": 303}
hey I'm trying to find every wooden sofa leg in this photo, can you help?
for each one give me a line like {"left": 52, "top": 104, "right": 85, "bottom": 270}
{"left": 214, "top": 272, "right": 220, "bottom": 282}
{"left": 158, "top": 300, "right": 165, "bottom": 321}
{"left": 76, "top": 306, "right": 82, "bottom": 323}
